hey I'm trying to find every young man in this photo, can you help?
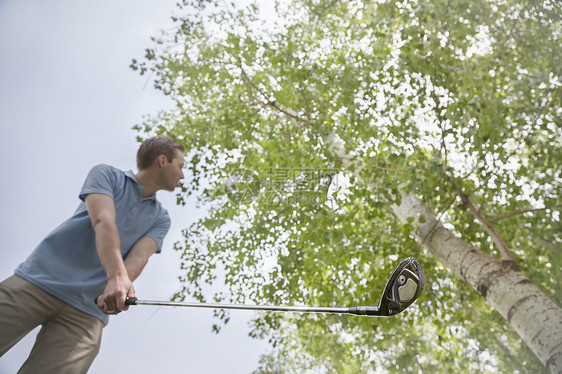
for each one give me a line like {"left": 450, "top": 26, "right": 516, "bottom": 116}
{"left": 0, "top": 136, "right": 185, "bottom": 373}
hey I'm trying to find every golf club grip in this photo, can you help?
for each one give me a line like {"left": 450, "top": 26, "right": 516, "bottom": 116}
{"left": 125, "top": 298, "right": 138, "bottom": 306}
{"left": 94, "top": 297, "right": 138, "bottom": 305}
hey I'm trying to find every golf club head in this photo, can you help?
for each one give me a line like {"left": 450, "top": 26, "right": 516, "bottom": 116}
{"left": 378, "top": 257, "right": 425, "bottom": 316}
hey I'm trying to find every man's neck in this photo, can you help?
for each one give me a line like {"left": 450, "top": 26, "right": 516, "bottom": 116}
{"left": 135, "top": 170, "right": 159, "bottom": 199}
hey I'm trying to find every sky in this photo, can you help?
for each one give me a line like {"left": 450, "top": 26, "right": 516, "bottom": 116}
{"left": 0, "top": 0, "right": 271, "bottom": 372}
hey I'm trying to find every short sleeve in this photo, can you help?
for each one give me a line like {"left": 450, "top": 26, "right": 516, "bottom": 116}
{"left": 144, "top": 211, "right": 171, "bottom": 253}
{"left": 79, "top": 164, "right": 118, "bottom": 201}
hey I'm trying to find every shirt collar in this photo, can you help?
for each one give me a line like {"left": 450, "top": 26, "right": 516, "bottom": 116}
{"left": 125, "top": 170, "right": 138, "bottom": 183}
{"left": 125, "top": 170, "right": 157, "bottom": 201}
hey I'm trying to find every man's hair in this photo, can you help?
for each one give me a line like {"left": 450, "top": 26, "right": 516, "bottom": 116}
{"left": 137, "top": 136, "right": 185, "bottom": 170}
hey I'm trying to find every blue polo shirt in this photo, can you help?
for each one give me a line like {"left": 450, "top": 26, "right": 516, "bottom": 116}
{"left": 16, "top": 164, "right": 171, "bottom": 324}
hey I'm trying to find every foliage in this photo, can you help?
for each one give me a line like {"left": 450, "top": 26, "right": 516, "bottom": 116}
{"left": 132, "top": 0, "right": 561, "bottom": 372}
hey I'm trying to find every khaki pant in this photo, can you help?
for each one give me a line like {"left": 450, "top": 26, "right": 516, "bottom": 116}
{"left": 0, "top": 275, "right": 104, "bottom": 374}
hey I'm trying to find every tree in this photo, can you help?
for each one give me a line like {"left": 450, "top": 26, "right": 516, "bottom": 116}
{"left": 132, "top": 0, "right": 561, "bottom": 372}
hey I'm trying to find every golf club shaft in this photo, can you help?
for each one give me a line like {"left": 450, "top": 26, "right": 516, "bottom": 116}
{"left": 126, "top": 298, "right": 381, "bottom": 316}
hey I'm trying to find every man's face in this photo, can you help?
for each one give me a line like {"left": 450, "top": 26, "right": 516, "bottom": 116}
{"left": 162, "top": 149, "right": 185, "bottom": 191}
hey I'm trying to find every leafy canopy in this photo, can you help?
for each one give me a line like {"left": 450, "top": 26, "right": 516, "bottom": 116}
{"left": 132, "top": 0, "right": 561, "bottom": 372}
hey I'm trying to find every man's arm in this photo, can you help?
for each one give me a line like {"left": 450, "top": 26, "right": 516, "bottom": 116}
{"left": 124, "top": 236, "right": 158, "bottom": 282}
{"left": 85, "top": 193, "right": 133, "bottom": 314}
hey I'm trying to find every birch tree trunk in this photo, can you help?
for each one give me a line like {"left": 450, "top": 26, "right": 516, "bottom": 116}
{"left": 392, "top": 193, "right": 562, "bottom": 374}
{"left": 327, "top": 134, "right": 562, "bottom": 372}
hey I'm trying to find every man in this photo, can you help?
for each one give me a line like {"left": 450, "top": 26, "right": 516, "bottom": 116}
{"left": 0, "top": 136, "right": 185, "bottom": 373}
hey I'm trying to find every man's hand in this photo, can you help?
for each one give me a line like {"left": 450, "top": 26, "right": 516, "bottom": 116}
{"left": 96, "top": 275, "right": 135, "bottom": 315}
{"left": 96, "top": 236, "right": 157, "bottom": 315}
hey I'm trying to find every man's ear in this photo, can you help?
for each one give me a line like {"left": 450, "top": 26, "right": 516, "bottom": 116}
{"left": 157, "top": 154, "right": 168, "bottom": 168}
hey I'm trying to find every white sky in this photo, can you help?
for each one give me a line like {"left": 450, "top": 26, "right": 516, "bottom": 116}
{"left": 0, "top": 0, "right": 270, "bottom": 372}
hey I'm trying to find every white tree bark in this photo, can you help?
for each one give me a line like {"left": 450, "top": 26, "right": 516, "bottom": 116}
{"left": 392, "top": 193, "right": 562, "bottom": 373}
{"left": 327, "top": 133, "right": 562, "bottom": 373}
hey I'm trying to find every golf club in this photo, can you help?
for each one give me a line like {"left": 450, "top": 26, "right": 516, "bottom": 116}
{"left": 122, "top": 257, "right": 425, "bottom": 317}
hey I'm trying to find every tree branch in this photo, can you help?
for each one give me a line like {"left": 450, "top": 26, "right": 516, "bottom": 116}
{"left": 494, "top": 334, "right": 530, "bottom": 374}
{"left": 235, "top": 58, "right": 313, "bottom": 125}
{"left": 490, "top": 205, "right": 562, "bottom": 223}
{"left": 459, "top": 192, "right": 516, "bottom": 263}
{"left": 429, "top": 75, "right": 449, "bottom": 164}
{"left": 538, "top": 236, "right": 560, "bottom": 253}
